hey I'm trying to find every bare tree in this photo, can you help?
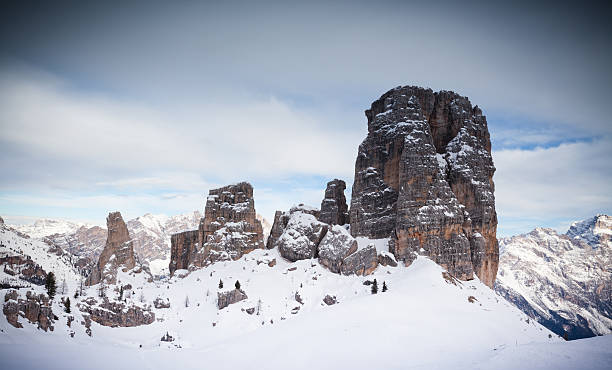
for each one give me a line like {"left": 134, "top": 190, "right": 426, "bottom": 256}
{"left": 61, "top": 276, "right": 67, "bottom": 295}
{"left": 139, "top": 290, "right": 146, "bottom": 303}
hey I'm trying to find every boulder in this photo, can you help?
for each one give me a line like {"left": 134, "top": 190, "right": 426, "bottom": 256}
{"left": 318, "top": 179, "right": 349, "bottom": 225}
{"left": 323, "top": 295, "right": 337, "bottom": 305}
{"left": 341, "top": 245, "right": 378, "bottom": 276}
{"left": 274, "top": 206, "right": 328, "bottom": 262}
{"left": 350, "top": 86, "right": 499, "bottom": 287}
{"left": 153, "top": 297, "right": 171, "bottom": 309}
{"left": 318, "top": 225, "right": 357, "bottom": 273}
{"left": 377, "top": 251, "right": 398, "bottom": 267}
{"left": 217, "top": 289, "right": 248, "bottom": 310}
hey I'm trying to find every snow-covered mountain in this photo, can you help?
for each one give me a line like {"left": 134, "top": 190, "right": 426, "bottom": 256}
{"left": 9, "top": 218, "right": 89, "bottom": 239}
{"left": 14, "top": 212, "right": 203, "bottom": 275}
{"left": 495, "top": 215, "right": 612, "bottom": 340}
{"left": 567, "top": 214, "right": 612, "bottom": 249}
{"left": 126, "top": 211, "right": 202, "bottom": 274}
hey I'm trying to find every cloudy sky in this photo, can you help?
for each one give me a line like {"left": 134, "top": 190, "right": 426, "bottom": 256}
{"left": 1, "top": 1, "right": 610, "bottom": 236}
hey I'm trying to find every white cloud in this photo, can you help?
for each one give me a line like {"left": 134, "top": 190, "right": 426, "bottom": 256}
{"left": 0, "top": 70, "right": 361, "bottom": 191}
{"left": 493, "top": 139, "right": 612, "bottom": 236}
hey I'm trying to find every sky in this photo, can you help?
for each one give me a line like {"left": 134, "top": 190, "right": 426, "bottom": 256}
{"left": 0, "top": 0, "right": 610, "bottom": 236}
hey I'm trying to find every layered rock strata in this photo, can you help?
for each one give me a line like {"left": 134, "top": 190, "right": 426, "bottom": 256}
{"left": 169, "top": 182, "right": 264, "bottom": 275}
{"left": 350, "top": 86, "right": 498, "bottom": 287}
{"left": 318, "top": 179, "right": 349, "bottom": 226}
{"left": 86, "top": 212, "right": 136, "bottom": 286}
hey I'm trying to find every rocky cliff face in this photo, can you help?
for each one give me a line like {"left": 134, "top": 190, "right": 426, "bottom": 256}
{"left": 350, "top": 86, "right": 498, "bottom": 287}
{"left": 86, "top": 212, "right": 136, "bottom": 285}
{"left": 495, "top": 215, "right": 612, "bottom": 339}
{"left": 318, "top": 179, "right": 349, "bottom": 226}
{"left": 169, "top": 182, "right": 264, "bottom": 275}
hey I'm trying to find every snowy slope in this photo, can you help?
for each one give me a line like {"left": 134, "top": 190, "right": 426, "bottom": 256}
{"left": 0, "top": 224, "right": 83, "bottom": 291}
{"left": 1, "top": 246, "right": 609, "bottom": 369}
{"left": 1, "top": 220, "right": 610, "bottom": 369}
{"left": 495, "top": 216, "right": 612, "bottom": 339}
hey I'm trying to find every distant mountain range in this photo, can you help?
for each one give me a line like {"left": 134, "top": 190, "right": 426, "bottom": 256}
{"left": 495, "top": 215, "right": 611, "bottom": 339}
{"left": 10, "top": 212, "right": 272, "bottom": 276}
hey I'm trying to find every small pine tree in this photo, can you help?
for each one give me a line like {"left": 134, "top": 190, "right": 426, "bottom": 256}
{"left": 371, "top": 279, "right": 378, "bottom": 294}
{"left": 45, "top": 272, "right": 57, "bottom": 300}
{"left": 235, "top": 280, "right": 241, "bottom": 290}
{"left": 74, "top": 290, "right": 78, "bottom": 299}
{"left": 185, "top": 295, "right": 190, "bottom": 307}
{"left": 119, "top": 286, "right": 124, "bottom": 301}
{"left": 382, "top": 281, "right": 388, "bottom": 292}
{"left": 219, "top": 279, "right": 223, "bottom": 289}
{"left": 64, "top": 297, "right": 71, "bottom": 313}
{"left": 256, "top": 298, "right": 262, "bottom": 316}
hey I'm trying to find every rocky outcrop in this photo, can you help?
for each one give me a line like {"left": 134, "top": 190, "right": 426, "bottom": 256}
{"left": 0, "top": 255, "right": 46, "bottom": 285}
{"left": 269, "top": 206, "right": 381, "bottom": 275}
{"left": 268, "top": 205, "right": 328, "bottom": 262}
{"left": 341, "top": 245, "right": 378, "bottom": 276}
{"left": 318, "top": 179, "right": 349, "bottom": 226}
{"left": 217, "top": 289, "right": 248, "bottom": 309}
{"left": 86, "top": 212, "right": 136, "bottom": 286}
{"left": 153, "top": 297, "right": 171, "bottom": 309}
{"left": 3, "top": 290, "right": 55, "bottom": 331}
{"left": 169, "top": 183, "right": 264, "bottom": 275}
{"left": 318, "top": 225, "right": 357, "bottom": 273}
{"left": 350, "top": 86, "right": 498, "bottom": 287}
{"left": 78, "top": 297, "right": 155, "bottom": 327}
{"left": 169, "top": 230, "right": 199, "bottom": 274}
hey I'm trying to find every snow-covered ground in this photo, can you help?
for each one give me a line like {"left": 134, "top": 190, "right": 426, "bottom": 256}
{"left": 1, "top": 223, "right": 611, "bottom": 369}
